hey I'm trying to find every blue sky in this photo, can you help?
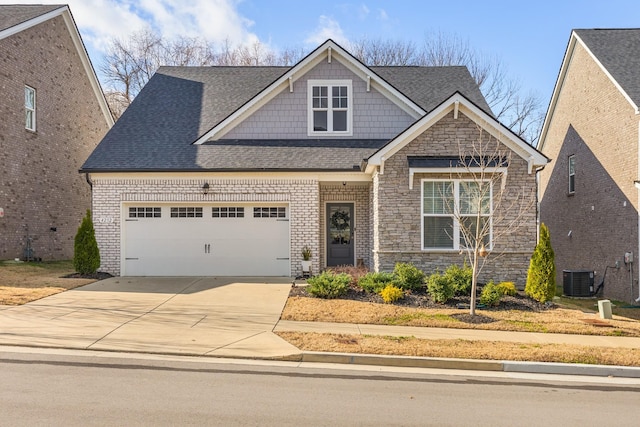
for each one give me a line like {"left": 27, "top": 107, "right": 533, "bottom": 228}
{"left": 7, "top": 0, "right": 640, "bottom": 108}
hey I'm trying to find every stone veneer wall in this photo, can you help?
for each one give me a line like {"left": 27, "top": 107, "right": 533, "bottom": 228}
{"left": 92, "top": 177, "right": 320, "bottom": 277}
{"left": 372, "top": 112, "right": 537, "bottom": 286}
{"left": 319, "top": 183, "right": 371, "bottom": 269}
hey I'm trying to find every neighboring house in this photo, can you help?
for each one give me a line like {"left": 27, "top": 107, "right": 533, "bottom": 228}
{"left": 82, "top": 40, "right": 547, "bottom": 281}
{"left": 538, "top": 29, "right": 640, "bottom": 303}
{"left": 0, "top": 5, "right": 113, "bottom": 260}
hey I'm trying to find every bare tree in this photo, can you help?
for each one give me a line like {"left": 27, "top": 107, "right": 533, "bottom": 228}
{"left": 445, "top": 127, "right": 536, "bottom": 316}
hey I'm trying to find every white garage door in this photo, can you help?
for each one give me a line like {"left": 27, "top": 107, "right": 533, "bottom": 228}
{"left": 122, "top": 204, "right": 290, "bottom": 276}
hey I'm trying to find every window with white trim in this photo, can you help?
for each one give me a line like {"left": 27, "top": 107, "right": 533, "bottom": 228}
{"left": 25, "top": 85, "right": 36, "bottom": 131}
{"left": 422, "top": 180, "right": 492, "bottom": 250}
{"left": 308, "top": 80, "right": 352, "bottom": 135}
{"left": 170, "top": 207, "right": 203, "bottom": 218}
{"left": 129, "top": 207, "right": 161, "bottom": 218}
{"left": 568, "top": 155, "right": 575, "bottom": 194}
{"left": 253, "top": 207, "right": 286, "bottom": 218}
{"left": 212, "top": 207, "right": 244, "bottom": 218}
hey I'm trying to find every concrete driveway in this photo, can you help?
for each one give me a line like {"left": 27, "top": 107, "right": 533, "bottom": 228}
{"left": 0, "top": 277, "right": 301, "bottom": 359}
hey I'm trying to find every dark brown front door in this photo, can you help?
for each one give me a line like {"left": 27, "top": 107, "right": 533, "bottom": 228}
{"left": 326, "top": 203, "right": 354, "bottom": 266}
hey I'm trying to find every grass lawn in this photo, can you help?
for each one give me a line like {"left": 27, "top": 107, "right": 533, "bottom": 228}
{"left": 0, "top": 260, "right": 97, "bottom": 305}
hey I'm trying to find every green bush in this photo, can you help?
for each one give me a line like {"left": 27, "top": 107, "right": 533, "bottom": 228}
{"left": 393, "top": 263, "right": 425, "bottom": 291}
{"left": 497, "top": 281, "right": 518, "bottom": 297}
{"left": 525, "top": 223, "right": 557, "bottom": 303}
{"left": 306, "top": 271, "right": 351, "bottom": 299}
{"left": 426, "top": 272, "right": 455, "bottom": 303}
{"left": 480, "top": 281, "right": 504, "bottom": 306}
{"left": 73, "top": 210, "right": 100, "bottom": 275}
{"left": 444, "top": 263, "right": 473, "bottom": 296}
{"left": 358, "top": 272, "right": 395, "bottom": 293}
{"left": 380, "top": 284, "right": 404, "bottom": 304}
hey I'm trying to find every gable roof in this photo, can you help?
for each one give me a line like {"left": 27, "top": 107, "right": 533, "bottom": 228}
{"left": 538, "top": 28, "right": 640, "bottom": 150}
{"left": 0, "top": 4, "right": 114, "bottom": 127}
{"left": 81, "top": 42, "right": 490, "bottom": 173}
{"left": 366, "top": 92, "right": 548, "bottom": 174}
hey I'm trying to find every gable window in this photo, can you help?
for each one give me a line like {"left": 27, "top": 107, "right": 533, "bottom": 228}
{"left": 422, "top": 180, "right": 492, "bottom": 250}
{"left": 308, "top": 80, "right": 352, "bottom": 135}
{"left": 568, "top": 155, "right": 575, "bottom": 194}
{"left": 25, "top": 85, "right": 36, "bottom": 131}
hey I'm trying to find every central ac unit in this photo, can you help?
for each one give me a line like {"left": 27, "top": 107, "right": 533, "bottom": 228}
{"left": 562, "top": 270, "right": 594, "bottom": 297}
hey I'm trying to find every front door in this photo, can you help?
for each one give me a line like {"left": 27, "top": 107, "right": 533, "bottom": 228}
{"left": 326, "top": 203, "right": 354, "bottom": 267}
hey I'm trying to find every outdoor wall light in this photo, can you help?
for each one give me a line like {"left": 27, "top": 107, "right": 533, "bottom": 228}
{"left": 202, "top": 182, "right": 210, "bottom": 195}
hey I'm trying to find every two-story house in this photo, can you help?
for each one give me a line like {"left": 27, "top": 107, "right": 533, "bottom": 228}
{"left": 82, "top": 39, "right": 547, "bottom": 282}
{"left": 538, "top": 29, "right": 640, "bottom": 303}
{"left": 0, "top": 5, "right": 113, "bottom": 261}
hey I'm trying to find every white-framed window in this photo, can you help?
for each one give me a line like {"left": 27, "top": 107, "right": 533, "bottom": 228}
{"left": 421, "top": 179, "right": 492, "bottom": 250}
{"left": 170, "top": 207, "right": 203, "bottom": 218}
{"left": 129, "top": 207, "right": 161, "bottom": 218}
{"left": 212, "top": 207, "right": 244, "bottom": 218}
{"left": 568, "top": 155, "right": 575, "bottom": 194}
{"left": 253, "top": 207, "right": 286, "bottom": 218}
{"left": 25, "top": 85, "right": 36, "bottom": 131}
{"left": 307, "top": 80, "right": 352, "bottom": 136}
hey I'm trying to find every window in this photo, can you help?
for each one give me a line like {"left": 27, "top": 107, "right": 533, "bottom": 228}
{"left": 422, "top": 180, "right": 492, "bottom": 250}
{"left": 568, "top": 155, "right": 575, "bottom": 194}
{"left": 170, "top": 207, "right": 203, "bottom": 218}
{"left": 253, "top": 207, "right": 286, "bottom": 218}
{"left": 25, "top": 86, "right": 36, "bottom": 131}
{"left": 308, "top": 80, "right": 352, "bottom": 135}
{"left": 129, "top": 207, "right": 161, "bottom": 218}
{"left": 212, "top": 207, "right": 244, "bottom": 218}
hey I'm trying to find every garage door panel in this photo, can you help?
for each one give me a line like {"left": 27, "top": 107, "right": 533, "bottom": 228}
{"left": 123, "top": 205, "right": 290, "bottom": 276}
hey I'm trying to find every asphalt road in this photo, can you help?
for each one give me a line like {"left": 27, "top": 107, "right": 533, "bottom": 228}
{"left": 0, "top": 351, "right": 639, "bottom": 426}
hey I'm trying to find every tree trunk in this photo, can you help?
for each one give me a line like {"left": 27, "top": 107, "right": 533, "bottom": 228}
{"left": 470, "top": 249, "right": 479, "bottom": 316}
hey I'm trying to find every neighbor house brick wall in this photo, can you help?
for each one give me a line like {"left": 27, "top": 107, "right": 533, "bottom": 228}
{"left": 539, "top": 41, "right": 639, "bottom": 302}
{"left": 91, "top": 177, "right": 320, "bottom": 276}
{"left": 319, "top": 183, "right": 371, "bottom": 269}
{"left": 372, "top": 112, "right": 537, "bottom": 286}
{"left": 223, "top": 59, "right": 414, "bottom": 140}
{"left": 0, "top": 15, "right": 110, "bottom": 260}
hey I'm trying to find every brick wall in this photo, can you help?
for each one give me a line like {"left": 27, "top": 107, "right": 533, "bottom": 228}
{"left": 0, "top": 15, "right": 109, "bottom": 260}
{"left": 92, "top": 177, "right": 320, "bottom": 276}
{"left": 372, "top": 112, "right": 538, "bottom": 286}
{"left": 539, "top": 41, "right": 640, "bottom": 302}
{"left": 224, "top": 59, "right": 414, "bottom": 140}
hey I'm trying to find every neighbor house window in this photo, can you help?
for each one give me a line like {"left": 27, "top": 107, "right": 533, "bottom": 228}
{"left": 308, "top": 80, "right": 352, "bottom": 135}
{"left": 25, "top": 85, "right": 36, "bottom": 131}
{"left": 568, "top": 155, "right": 575, "bottom": 194}
{"left": 422, "top": 180, "right": 492, "bottom": 250}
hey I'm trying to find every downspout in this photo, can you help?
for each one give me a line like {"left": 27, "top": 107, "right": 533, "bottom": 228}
{"left": 85, "top": 172, "right": 93, "bottom": 210}
{"left": 636, "top": 114, "right": 640, "bottom": 302}
{"left": 535, "top": 164, "right": 547, "bottom": 243}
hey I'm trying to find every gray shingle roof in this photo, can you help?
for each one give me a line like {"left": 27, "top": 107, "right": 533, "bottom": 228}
{"left": 82, "top": 64, "right": 490, "bottom": 172}
{"left": 575, "top": 29, "right": 640, "bottom": 108}
{"left": 0, "top": 5, "right": 64, "bottom": 33}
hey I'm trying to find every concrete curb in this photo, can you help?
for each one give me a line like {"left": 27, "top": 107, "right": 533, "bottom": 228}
{"left": 299, "top": 351, "right": 640, "bottom": 378}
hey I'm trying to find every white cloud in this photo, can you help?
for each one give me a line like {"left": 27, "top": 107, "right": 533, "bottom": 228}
{"left": 358, "top": 4, "right": 370, "bottom": 20}
{"left": 378, "top": 8, "right": 388, "bottom": 21}
{"left": 304, "top": 15, "right": 348, "bottom": 46}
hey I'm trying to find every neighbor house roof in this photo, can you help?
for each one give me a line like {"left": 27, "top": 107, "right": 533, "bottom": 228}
{"left": 81, "top": 44, "right": 490, "bottom": 173}
{"left": 0, "top": 4, "right": 114, "bottom": 127}
{"left": 538, "top": 28, "right": 640, "bottom": 150}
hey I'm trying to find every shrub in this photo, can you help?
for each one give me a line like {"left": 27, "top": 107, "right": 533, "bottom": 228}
{"left": 306, "top": 271, "right": 350, "bottom": 299}
{"left": 497, "top": 281, "right": 518, "bottom": 297}
{"left": 326, "top": 265, "right": 368, "bottom": 286}
{"left": 380, "top": 284, "right": 404, "bottom": 304}
{"left": 426, "top": 271, "right": 455, "bottom": 303}
{"left": 358, "top": 272, "right": 396, "bottom": 293}
{"left": 393, "top": 263, "right": 425, "bottom": 291}
{"left": 480, "top": 281, "right": 504, "bottom": 306}
{"left": 525, "top": 223, "right": 557, "bottom": 303}
{"left": 73, "top": 210, "right": 100, "bottom": 275}
{"left": 444, "top": 263, "right": 473, "bottom": 296}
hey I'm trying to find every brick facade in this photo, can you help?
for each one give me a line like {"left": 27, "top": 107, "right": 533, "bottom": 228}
{"left": 539, "top": 42, "right": 640, "bottom": 302}
{"left": 373, "top": 112, "right": 537, "bottom": 286}
{"left": 0, "top": 15, "right": 110, "bottom": 260}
